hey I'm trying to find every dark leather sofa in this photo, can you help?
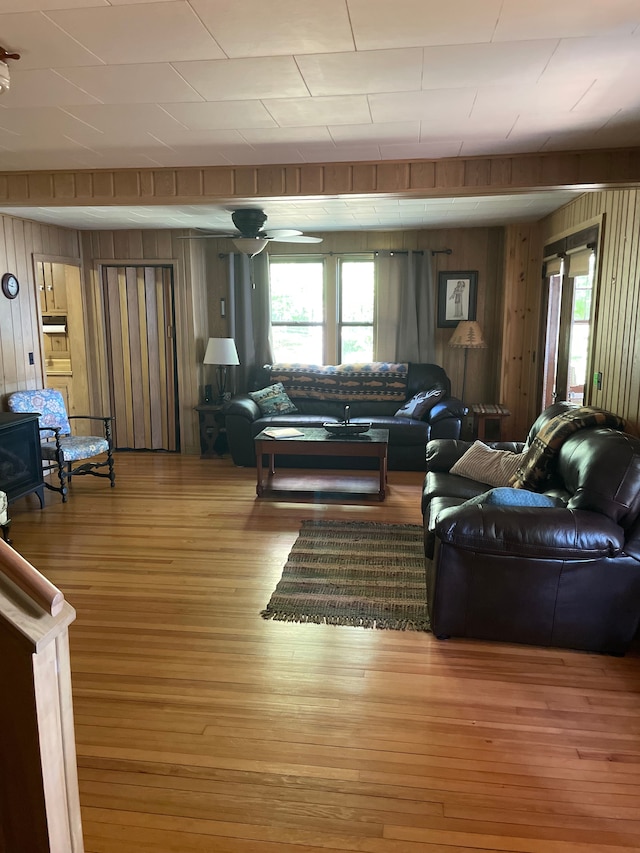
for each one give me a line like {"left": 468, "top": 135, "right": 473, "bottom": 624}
{"left": 422, "top": 402, "right": 640, "bottom": 654}
{"left": 225, "top": 362, "right": 466, "bottom": 471}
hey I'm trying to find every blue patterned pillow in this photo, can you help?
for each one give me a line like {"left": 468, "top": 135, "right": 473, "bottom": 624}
{"left": 464, "top": 487, "right": 560, "bottom": 508}
{"left": 249, "top": 383, "right": 298, "bottom": 416}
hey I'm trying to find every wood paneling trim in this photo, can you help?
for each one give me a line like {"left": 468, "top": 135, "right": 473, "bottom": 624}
{"left": 2, "top": 148, "right": 640, "bottom": 207}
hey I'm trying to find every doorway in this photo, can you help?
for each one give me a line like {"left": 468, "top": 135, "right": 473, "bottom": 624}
{"left": 541, "top": 241, "right": 596, "bottom": 411}
{"left": 101, "top": 264, "right": 179, "bottom": 451}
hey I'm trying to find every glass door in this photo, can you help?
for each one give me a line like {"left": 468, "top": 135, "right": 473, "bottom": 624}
{"left": 541, "top": 249, "right": 595, "bottom": 410}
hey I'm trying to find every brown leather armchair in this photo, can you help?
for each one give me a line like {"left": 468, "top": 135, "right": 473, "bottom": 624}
{"left": 423, "top": 404, "right": 640, "bottom": 654}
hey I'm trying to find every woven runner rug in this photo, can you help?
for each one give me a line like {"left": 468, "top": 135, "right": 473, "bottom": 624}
{"left": 261, "top": 519, "right": 430, "bottom": 631}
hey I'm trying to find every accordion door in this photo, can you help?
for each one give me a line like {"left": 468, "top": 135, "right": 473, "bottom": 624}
{"left": 102, "top": 265, "right": 178, "bottom": 451}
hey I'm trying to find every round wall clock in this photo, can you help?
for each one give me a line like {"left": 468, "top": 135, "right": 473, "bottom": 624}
{"left": 1, "top": 273, "right": 19, "bottom": 299}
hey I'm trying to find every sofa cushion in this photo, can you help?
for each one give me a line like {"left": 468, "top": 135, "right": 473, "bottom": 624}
{"left": 450, "top": 441, "right": 523, "bottom": 487}
{"left": 394, "top": 388, "right": 446, "bottom": 420}
{"left": 248, "top": 383, "right": 298, "bottom": 416}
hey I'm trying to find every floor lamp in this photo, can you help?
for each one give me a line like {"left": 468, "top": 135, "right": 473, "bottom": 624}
{"left": 203, "top": 337, "right": 240, "bottom": 403}
{"left": 448, "top": 320, "right": 487, "bottom": 402}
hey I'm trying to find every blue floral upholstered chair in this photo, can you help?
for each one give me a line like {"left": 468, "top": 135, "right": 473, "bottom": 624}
{"left": 7, "top": 389, "right": 115, "bottom": 503}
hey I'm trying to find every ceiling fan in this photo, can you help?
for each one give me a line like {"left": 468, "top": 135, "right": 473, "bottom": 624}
{"left": 184, "top": 208, "right": 323, "bottom": 256}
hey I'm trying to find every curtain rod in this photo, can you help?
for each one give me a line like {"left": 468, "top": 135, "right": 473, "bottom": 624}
{"left": 218, "top": 248, "right": 452, "bottom": 258}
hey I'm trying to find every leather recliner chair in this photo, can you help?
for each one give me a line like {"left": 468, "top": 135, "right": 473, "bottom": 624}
{"left": 422, "top": 403, "right": 640, "bottom": 654}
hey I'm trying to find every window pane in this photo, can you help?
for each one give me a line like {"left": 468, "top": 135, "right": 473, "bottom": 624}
{"left": 272, "top": 326, "right": 323, "bottom": 364}
{"left": 341, "top": 326, "right": 373, "bottom": 363}
{"left": 341, "top": 261, "right": 374, "bottom": 322}
{"left": 270, "top": 261, "right": 324, "bottom": 322}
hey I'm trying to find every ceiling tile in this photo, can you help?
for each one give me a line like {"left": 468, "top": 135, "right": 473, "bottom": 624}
{"left": 460, "top": 135, "right": 550, "bottom": 156}
{"left": 380, "top": 141, "right": 463, "bottom": 159}
{"left": 191, "top": 0, "right": 354, "bottom": 56}
{"left": 160, "top": 101, "right": 277, "bottom": 130}
{"left": 147, "top": 127, "right": 251, "bottom": 147}
{"left": 172, "top": 57, "right": 309, "bottom": 100}
{"left": 572, "top": 78, "right": 640, "bottom": 113}
{"left": 348, "top": 0, "right": 503, "bottom": 48}
{"left": 239, "top": 126, "right": 333, "bottom": 144}
{"left": 295, "top": 144, "right": 381, "bottom": 162}
{"left": 62, "top": 104, "right": 186, "bottom": 138}
{"left": 471, "top": 80, "right": 595, "bottom": 116}
{"left": 329, "top": 121, "right": 420, "bottom": 145}
{"left": 212, "top": 145, "right": 305, "bottom": 165}
{"left": 55, "top": 64, "right": 204, "bottom": 104}
{"left": 421, "top": 41, "right": 558, "bottom": 89}
{"left": 539, "top": 36, "right": 640, "bottom": 82}
{"left": 495, "top": 0, "right": 640, "bottom": 40}
{"left": 369, "top": 89, "right": 476, "bottom": 123}
{"left": 138, "top": 146, "right": 232, "bottom": 167}
{"left": 0, "top": 0, "right": 107, "bottom": 9}
{"left": 0, "top": 69, "right": 101, "bottom": 107}
{"left": 0, "top": 11, "right": 103, "bottom": 68}
{"left": 296, "top": 49, "right": 423, "bottom": 96}
{"left": 261, "top": 95, "right": 371, "bottom": 127}
{"left": 47, "top": 2, "right": 226, "bottom": 64}
{"left": 0, "top": 105, "right": 103, "bottom": 137}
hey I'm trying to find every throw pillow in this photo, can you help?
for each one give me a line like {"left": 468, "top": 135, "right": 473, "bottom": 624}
{"left": 248, "top": 383, "right": 298, "bottom": 416}
{"left": 463, "top": 487, "right": 560, "bottom": 508}
{"left": 450, "top": 441, "right": 523, "bottom": 487}
{"left": 394, "top": 387, "right": 446, "bottom": 420}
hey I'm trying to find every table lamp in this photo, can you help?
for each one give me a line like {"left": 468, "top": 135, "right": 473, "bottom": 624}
{"left": 203, "top": 337, "right": 240, "bottom": 403}
{"left": 448, "top": 320, "right": 487, "bottom": 402}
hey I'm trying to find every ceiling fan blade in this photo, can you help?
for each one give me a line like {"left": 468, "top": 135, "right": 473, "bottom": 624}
{"left": 269, "top": 235, "right": 323, "bottom": 243}
{"left": 262, "top": 229, "right": 303, "bottom": 238}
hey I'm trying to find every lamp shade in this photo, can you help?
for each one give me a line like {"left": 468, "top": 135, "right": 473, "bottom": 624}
{"left": 203, "top": 337, "right": 240, "bottom": 366}
{"left": 232, "top": 237, "right": 268, "bottom": 257}
{"left": 448, "top": 320, "right": 487, "bottom": 349}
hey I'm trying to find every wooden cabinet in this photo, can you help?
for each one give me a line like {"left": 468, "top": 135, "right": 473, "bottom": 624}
{"left": 38, "top": 261, "right": 67, "bottom": 314}
{"left": 36, "top": 259, "right": 91, "bottom": 435}
{"left": 0, "top": 413, "right": 45, "bottom": 508}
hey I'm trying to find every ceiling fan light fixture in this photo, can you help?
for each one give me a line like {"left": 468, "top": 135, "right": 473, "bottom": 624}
{"left": 232, "top": 237, "right": 268, "bottom": 257}
{"left": 0, "top": 61, "right": 10, "bottom": 94}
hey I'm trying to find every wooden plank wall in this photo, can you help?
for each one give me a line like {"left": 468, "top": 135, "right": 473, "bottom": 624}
{"left": 0, "top": 214, "right": 80, "bottom": 406}
{"left": 540, "top": 189, "right": 640, "bottom": 435}
{"left": 500, "top": 223, "right": 543, "bottom": 440}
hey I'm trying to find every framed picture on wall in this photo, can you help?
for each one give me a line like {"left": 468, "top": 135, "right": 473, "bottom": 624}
{"left": 437, "top": 271, "right": 478, "bottom": 328}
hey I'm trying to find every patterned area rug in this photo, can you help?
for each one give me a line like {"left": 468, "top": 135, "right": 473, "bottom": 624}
{"left": 261, "top": 519, "right": 430, "bottom": 631}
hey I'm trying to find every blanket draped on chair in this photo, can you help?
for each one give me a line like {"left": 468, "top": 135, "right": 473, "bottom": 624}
{"left": 511, "top": 406, "right": 626, "bottom": 491}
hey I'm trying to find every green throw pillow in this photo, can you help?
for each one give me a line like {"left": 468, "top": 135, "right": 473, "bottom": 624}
{"left": 249, "top": 382, "right": 298, "bottom": 416}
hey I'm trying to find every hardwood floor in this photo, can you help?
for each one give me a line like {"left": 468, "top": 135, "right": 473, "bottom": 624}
{"left": 9, "top": 452, "right": 640, "bottom": 853}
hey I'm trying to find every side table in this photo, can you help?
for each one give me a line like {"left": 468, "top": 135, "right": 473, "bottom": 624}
{"left": 194, "top": 404, "right": 227, "bottom": 458}
{"left": 471, "top": 404, "right": 511, "bottom": 441}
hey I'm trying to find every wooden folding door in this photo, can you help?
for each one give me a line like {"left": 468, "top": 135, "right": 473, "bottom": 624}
{"left": 102, "top": 265, "right": 178, "bottom": 451}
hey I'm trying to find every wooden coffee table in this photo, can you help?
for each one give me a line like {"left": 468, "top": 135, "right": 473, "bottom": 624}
{"left": 254, "top": 427, "right": 389, "bottom": 501}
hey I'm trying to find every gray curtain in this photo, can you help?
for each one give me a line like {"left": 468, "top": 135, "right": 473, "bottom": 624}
{"left": 375, "top": 251, "right": 436, "bottom": 363}
{"left": 229, "top": 252, "right": 274, "bottom": 393}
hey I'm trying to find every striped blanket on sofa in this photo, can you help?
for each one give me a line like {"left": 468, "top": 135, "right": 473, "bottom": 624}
{"left": 511, "top": 405, "right": 626, "bottom": 491}
{"left": 267, "top": 363, "right": 408, "bottom": 402}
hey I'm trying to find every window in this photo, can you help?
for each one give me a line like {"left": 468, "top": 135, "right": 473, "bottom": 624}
{"left": 269, "top": 255, "right": 375, "bottom": 363}
{"left": 338, "top": 259, "right": 375, "bottom": 363}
